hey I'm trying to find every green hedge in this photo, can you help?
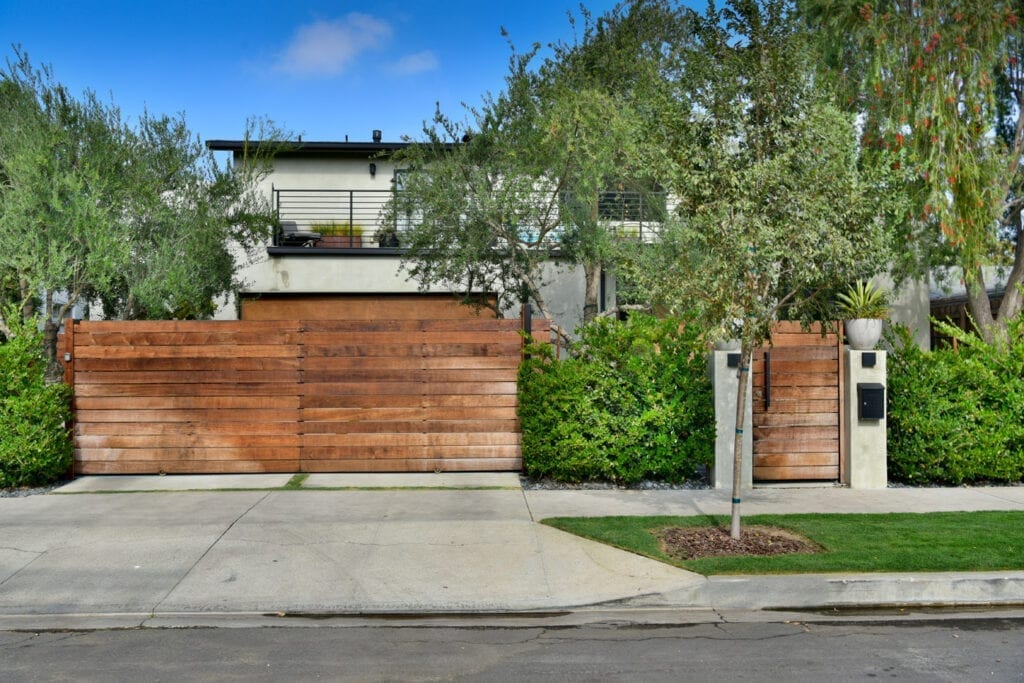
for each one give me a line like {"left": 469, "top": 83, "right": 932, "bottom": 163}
{"left": 887, "top": 322, "right": 1024, "bottom": 485}
{"left": 0, "top": 314, "right": 73, "bottom": 488}
{"left": 518, "top": 314, "right": 714, "bottom": 483}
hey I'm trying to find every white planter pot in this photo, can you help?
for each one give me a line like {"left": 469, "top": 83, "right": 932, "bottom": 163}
{"left": 714, "top": 338, "right": 741, "bottom": 351}
{"left": 845, "top": 318, "right": 883, "bottom": 351}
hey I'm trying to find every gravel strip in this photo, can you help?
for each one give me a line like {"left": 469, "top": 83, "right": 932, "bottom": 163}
{"left": 519, "top": 475, "right": 710, "bottom": 491}
{"left": 0, "top": 482, "right": 66, "bottom": 497}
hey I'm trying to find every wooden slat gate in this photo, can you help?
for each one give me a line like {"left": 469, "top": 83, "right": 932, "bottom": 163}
{"left": 751, "top": 322, "right": 844, "bottom": 482}
{"left": 65, "top": 317, "right": 549, "bottom": 475}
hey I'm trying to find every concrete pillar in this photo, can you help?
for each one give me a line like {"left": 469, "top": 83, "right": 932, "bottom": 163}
{"left": 711, "top": 351, "right": 753, "bottom": 490}
{"left": 844, "top": 349, "right": 888, "bottom": 489}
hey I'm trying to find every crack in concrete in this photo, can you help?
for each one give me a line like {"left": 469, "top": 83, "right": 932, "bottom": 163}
{"left": 520, "top": 487, "right": 536, "bottom": 522}
{"left": 0, "top": 546, "right": 42, "bottom": 556}
{"left": 0, "top": 548, "right": 48, "bottom": 589}
{"left": 0, "top": 632, "right": 45, "bottom": 648}
{"left": 975, "top": 489, "right": 1024, "bottom": 509}
{"left": 149, "top": 492, "right": 272, "bottom": 617}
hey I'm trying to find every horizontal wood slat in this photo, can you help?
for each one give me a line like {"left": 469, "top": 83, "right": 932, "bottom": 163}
{"left": 753, "top": 466, "right": 840, "bottom": 481}
{"left": 753, "top": 386, "right": 837, "bottom": 400}
{"left": 69, "top": 313, "right": 536, "bottom": 475}
{"left": 752, "top": 412, "right": 839, "bottom": 427}
{"left": 755, "top": 346, "right": 837, "bottom": 361}
{"left": 300, "top": 458, "right": 521, "bottom": 473}
{"left": 77, "top": 460, "right": 301, "bottom": 475}
{"left": 752, "top": 321, "right": 841, "bottom": 483}
{"left": 752, "top": 372, "right": 836, "bottom": 388}
{"left": 75, "top": 447, "right": 300, "bottom": 461}
{"left": 754, "top": 438, "right": 840, "bottom": 454}
{"left": 753, "top": 452, "right": 838, "bottom": 467}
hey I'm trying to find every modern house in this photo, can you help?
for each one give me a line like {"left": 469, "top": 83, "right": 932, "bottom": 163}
{"left": 63, "top": 133, "right": 934, "bottom": 478}
{"left": 205, "top": 133, "right": 646, "bottom": 333}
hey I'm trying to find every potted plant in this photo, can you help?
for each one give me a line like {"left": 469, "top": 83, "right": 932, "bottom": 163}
{"left": 312, "top": 222, "right": 364, "bottom": 248}
{"left": 837, "top": 280, "right": 889, "bottom": 350}
{"left": 374, "top": 224, "right": 401, "bottom": 248}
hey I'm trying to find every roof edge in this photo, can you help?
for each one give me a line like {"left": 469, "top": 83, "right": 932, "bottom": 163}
{"left": 205, "top": 139, "right": 414, "bottom": 154}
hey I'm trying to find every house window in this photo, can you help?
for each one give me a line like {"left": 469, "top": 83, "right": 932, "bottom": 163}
{"left": 559, "top": 187, "right": 667, "bottom": 224}
{"left": 597, "top": 189, "right": 666, "bottom": 223}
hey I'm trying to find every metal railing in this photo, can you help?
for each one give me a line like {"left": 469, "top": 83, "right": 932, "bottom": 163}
{"left": 271, "top": 186, "right": 669, "bottom": 248}
{"left": 272, "top": 187, "right": 395, "bottom": 246}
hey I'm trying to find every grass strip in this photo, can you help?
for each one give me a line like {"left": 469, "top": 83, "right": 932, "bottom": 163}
{"left": 542, "top": 511, "right": 1024, "bottom": 575}
{"left": 283, "top": 473, "right": 310, "bottom": 490}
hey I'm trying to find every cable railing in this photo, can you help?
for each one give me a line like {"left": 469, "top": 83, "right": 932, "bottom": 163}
{"left": 271, "top": 186, "right": 669, "bottom": 249}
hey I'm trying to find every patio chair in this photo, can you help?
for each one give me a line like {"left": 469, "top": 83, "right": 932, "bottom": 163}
{"left": 278, "top": 220, "right": 321, "bottom": 247}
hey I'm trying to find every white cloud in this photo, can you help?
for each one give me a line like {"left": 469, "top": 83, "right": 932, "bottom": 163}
{"left": 388, "top": 50, "right": 439, "bottom": 76}
{"left": 274, "top": 13, "right": 392, "bottom": 78}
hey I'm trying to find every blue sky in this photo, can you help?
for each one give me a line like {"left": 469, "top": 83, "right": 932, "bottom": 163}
{"left": 1, "top": 0, "right": 626, "bottom": 144}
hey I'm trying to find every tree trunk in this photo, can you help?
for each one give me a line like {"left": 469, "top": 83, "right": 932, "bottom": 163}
{"left": 19, "top": 278, "right": 34, "bottom": 320}
{"left": 964, "top": 266, "right": 1005, "bottom": 347}
{"left": 583, "top": 261, "right": 602, "bottom": 324}
{"left": 42, "top": 318, "right": 63, "bottom": 384}
{"left": 730, "top": 343, "right": 752, "bottom": 540}
{"left": 996, "top": 221, "right": 1024, "bottom": 330}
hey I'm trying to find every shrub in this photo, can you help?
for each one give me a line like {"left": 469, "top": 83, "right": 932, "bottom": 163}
{"left": 0, "top": 314, "right": 73, "bottom": 488}
{"left": 518, "top": 313, "right": 714, "bottom": 483}
{"left": 887, "top": 322, "right": 1024, "bottom": 485}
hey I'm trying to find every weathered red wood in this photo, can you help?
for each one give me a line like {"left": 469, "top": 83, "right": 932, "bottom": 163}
{"left": 75, "top": 396, "right": 299, "bottom": 410}
{"left": 69, "top": 314, "right": 547, "bottom": 474}
{"left": 76, "top": 460, "right": 300, "bottom": 474}
{"left": 751, "top": 321, "right": 842, "bottom": 482}
{"left": 752, "top": 465, "right": 840, "bottom": 480}
{"left": 76, "top": 422, "right": 298, "bottom": 436}
{"left": 73, "top": 344, "right": 300, "bottom": 359}
{"left": 76, "top": 434, "right": 302, "bottom": 448}
{"left": 75, "top": 409, "right": 301, "bottom": 423}
{"left": 300, "top": 458, "right": 522, "bottom": 473}
{"left": 75, "top": 447, "right": 300, "bottom": 461}
{"left": 754, "top": 452, "right": 838, "bottom": 467}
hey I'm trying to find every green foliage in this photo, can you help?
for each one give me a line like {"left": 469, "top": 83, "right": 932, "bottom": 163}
{"left": 836, "top": 280, "right": 889, "bottom": 319}
{"left": 311, "top": 222, "right": 365, "bottom": 237}
{"left": 387, "top": 2, "right": 680, "bottom": 322}
{"left": 0, "top": 48, "right": 280, "bottom": 354}
{"left": 623, "top": 0, "right": 892, "bottom": 350}
{"left": 0, "top": 311, "right": 71, "bottom": 487}
{"left": 887, "top": 322, "right": 1024, "bottom": 485}
{"left": 518, "top": 313, "right": 714, "bottom": 483}
{"left": 804, "top": 0, "right": 1024, "bottom": 342}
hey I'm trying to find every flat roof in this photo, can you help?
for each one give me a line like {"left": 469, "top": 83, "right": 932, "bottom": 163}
{"left": 205, "top": 139, "right": 414, "bottom": 155}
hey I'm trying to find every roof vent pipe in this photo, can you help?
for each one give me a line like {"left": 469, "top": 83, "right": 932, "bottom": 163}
{"left": 372, "top": 129, "right": 382, "bottom": 143}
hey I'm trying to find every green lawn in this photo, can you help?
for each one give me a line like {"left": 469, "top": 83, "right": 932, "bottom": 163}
{"left": 542, "top": 512, "right": 1024, "bottom": 575}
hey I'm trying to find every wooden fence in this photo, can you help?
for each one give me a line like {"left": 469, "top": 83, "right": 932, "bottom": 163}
{"left": 752, "top": 321, "right": 843, "bottom": 482}
{"left": 63, "top": 316, "right": 549, "bottom": 475}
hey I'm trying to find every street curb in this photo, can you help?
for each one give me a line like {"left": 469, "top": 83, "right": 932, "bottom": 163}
{"left": 699, "top": 571, "right": 1024, "bottom": 611}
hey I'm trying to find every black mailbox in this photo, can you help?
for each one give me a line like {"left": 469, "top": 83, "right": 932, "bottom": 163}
{"left": 857, "top": 383, "right": 885, "bottom": 420}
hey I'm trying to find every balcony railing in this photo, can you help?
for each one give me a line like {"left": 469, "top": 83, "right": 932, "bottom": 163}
{"left": 271, "top": 186, "right": 670, "bottom": 250}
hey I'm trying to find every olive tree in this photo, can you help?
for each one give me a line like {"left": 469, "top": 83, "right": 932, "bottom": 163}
{"left": 387, "top": 3, "right": 681, "bottom": 329}
{"left": 0, "top": 49, "right": 278, "bottom": 365}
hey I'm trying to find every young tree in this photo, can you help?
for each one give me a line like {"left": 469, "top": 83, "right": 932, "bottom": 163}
{"left": 387, "top": 3, "right": 679, "bottom": 329}
{"left": 804, "top": 0, "right": 1024, "bottom": 347}
{"left": 623, "top": 0, "right": 891, "bottom": 537}
{"left": 0, "top": 49, "right": 277, "bottom": 365}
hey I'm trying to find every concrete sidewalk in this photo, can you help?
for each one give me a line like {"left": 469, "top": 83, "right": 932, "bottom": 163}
{"left": 1, "top": 474, "right": 1022, "bottom": 629}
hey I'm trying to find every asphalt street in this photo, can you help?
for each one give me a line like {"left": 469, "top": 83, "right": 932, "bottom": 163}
{"left": 2, "top": 611, "right": 1023, "bottom": 682}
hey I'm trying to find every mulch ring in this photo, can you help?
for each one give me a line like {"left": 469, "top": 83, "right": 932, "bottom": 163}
{"left": 658, "top": 525, "right": 822, "bottom": 561}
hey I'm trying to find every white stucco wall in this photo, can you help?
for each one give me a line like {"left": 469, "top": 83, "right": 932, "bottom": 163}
{"left": 261, "top": 156, "right": 398, "bottom": 193}
{"left": 217, "top": 246, "right": 596, "bottom": 336}
{"left": 880, "top": 276, "right": 931, "bottom": 350}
